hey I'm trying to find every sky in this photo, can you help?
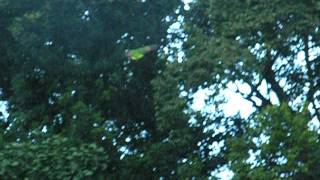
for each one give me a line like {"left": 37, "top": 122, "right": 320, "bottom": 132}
{"left": 191, "top": 84, "right": 253, "bottom": 180}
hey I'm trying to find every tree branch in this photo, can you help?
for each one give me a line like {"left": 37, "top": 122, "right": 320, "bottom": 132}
{"left": 263, "top": 50, "right": 289, "bottom": 103}
{"left": 236, "top": 79, "right": 271, "bottom": 110}
{"left": 303, "top": 36, "right": 320, "bottom": 120}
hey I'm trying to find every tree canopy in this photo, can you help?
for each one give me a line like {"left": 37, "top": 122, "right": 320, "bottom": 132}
{"left": 0, "top": 0, "right": 320, "bottom": 179}
{"left": 181, "top": 0, "right": 320, "bottom": 179}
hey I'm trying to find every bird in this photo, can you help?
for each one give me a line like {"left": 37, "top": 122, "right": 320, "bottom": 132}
{"left": 125, "top": 44, "right": 158, "bottom": 61}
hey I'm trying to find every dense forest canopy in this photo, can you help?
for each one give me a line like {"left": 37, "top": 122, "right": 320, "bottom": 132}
{"left": 0, "top": 0, "right": 320, "bottom": 179}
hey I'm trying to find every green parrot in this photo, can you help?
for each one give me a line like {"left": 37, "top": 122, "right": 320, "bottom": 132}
{"left": 125, "top": 44, "right": 158, "bottom": 61}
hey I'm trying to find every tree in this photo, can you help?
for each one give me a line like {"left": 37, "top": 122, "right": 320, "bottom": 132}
{"left": 0, "top": 0, "right": 204, "bottom": 178}
{"left": 228, "top": 104, "right": 320, "bottom": 179}
{"left": 2, "top": 0, "right": 320, "bottom": 179}
{"left": 179, "top": 0, "right": 320, "bottom": 178}
{"left": 0, "top": 136, "right": 109, "bottom": 179}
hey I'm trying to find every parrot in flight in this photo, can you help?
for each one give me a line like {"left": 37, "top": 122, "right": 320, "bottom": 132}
{"left": 125, "top": 44, "right": 158, "bottom": 61}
